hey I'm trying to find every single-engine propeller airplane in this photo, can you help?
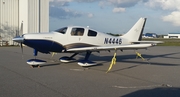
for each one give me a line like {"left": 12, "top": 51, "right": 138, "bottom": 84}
{"left": 13, "top": 17, "right": 163, "bottom": 68}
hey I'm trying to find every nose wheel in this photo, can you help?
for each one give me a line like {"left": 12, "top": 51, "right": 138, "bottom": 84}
{"left": 27, "top": 59, "right": 46, "bottom": 68}
{"left": 26, "top": 49, "right": 47, "bottom": 68}
{"left": 30, "top": 65, "right": 41, "bottom": 68}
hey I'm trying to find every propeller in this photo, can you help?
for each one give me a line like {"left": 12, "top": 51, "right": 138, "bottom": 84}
{"left": 12, "top": 37, "right": 24, "bottom": 58}
{"left": 19, "top": 21, "right": 24, "bottom": 58}
{"left": 13, "top": 21, "right": 24, "bottom": 58}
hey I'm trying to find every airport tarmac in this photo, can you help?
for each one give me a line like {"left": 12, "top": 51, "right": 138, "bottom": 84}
{"left": 0, "top": 46, "right": 180, "bottom": 97}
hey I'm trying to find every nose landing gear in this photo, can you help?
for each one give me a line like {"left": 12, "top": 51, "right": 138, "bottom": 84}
{"left": 26, "top": 49, "right": 47, "bottom": 68}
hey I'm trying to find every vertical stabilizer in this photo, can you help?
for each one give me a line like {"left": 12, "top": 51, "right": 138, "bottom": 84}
{"left": 122, "top": 18, "right": 146, "bottom": 41}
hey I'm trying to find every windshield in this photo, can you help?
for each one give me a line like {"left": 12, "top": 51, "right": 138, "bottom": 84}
{"left": 54, "top": 27, "right": 67, "bottom": 34}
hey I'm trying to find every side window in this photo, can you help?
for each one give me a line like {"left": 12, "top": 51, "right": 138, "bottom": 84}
{"left": 71, "top": 28, "right": 84, "bottom": 36}
{"left": 55, "top": 27, "right": 67, "bottom": 34}
{"left": 88, "top": 30, "right": 97, "bottom": 37}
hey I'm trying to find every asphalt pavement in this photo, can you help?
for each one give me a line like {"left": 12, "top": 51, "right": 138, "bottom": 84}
{"left": 0, "top": 46, "right": 180, "bottom": 97}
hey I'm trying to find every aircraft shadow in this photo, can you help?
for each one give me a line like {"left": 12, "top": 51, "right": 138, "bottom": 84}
{"left": 35, "top": 51, "right": 180, "bottom": 68}
{"left": 110, "top": 65, "right": 140, "bottom": 73}
{"left": 121, "top": 87, "right": 180, "bottom": 97}
{"left": 88, "top": 52, "right": 180, "bottom": 67}
{"left": 40, "top": 62, "right": 60, "bottom": 67}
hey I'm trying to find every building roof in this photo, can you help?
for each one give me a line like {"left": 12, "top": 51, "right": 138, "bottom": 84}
{"left": 169, "top": 33, "right": 180, "bottom": 34}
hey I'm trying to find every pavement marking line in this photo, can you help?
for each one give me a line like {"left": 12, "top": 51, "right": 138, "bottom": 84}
{"left": 70, "top": 68, "right": 90, "bottom": 71}
{"left": 70, "top": 69, "right": 85, "bottom": 71}
{"left": 113, "top": 84, "right": 172, "bottom": 89}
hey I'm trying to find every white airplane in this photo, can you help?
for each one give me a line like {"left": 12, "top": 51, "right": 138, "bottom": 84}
{"left": 13, "top": 17, "right": 162, "bottom": 67}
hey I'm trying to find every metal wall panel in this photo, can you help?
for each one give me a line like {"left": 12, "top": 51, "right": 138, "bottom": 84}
{"left": 0, "top": 0, "right": 49, "bottom": 44}
{"left": 0, "top": 0, "right": 19, "bottom": 44}
{"left": 0, "top": 0, "right": 19, "bottom": 29}
{"left": 28, "top": 0, "right": 49, "bottom": 33}
{"left": 28, "top": 0, "right": 39, "bottom": 33}
{"left": 19, "top": 0, "right": 28, "bottom": 35}
{"left": 39, "top": 0, "right": 49, "bottom": 32}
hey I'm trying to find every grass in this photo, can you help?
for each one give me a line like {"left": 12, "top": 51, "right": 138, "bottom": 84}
{"left": 142, "top": 38, "right": 180, "bottom": 46}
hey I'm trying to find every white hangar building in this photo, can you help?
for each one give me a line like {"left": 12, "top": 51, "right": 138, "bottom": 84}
{"left": 164, "top": 33, "right": 180, "bottom": 39}
{"left": 0, "top": 0, "right": 49, "bottom": 45}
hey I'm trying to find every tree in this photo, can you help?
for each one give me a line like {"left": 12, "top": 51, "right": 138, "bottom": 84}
{"left": 0, "top": 23, "right": 18, "bottom": 45}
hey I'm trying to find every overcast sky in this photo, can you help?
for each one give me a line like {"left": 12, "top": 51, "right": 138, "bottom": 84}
{"left": 49, "top": 0, "right": 180, "bottom": 34}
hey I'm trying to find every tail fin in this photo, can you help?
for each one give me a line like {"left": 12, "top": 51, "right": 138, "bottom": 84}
{"left": 121, "top": 18, "right": 146, "bottom": 41}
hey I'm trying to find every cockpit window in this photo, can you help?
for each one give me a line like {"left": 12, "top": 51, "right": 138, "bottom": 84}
{"left": 88, "top": 30, "right": 97, "bottom": 37}
{"left": 71, "top": 28, "right": 84, "bottom": 36}
{"left": 55, "top": 27, "right": 67, "bottom": 34}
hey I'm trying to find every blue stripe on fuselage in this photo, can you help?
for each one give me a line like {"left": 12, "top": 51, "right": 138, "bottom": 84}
{"left": 23, "top": 39, "right": 65, "bottom": 53}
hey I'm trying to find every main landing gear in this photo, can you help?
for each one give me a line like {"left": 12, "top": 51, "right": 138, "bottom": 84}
{"left": 60, "top": 51, "right": 96, "bottom": 66}
{"left": 78, "top": 51, "right": 96, "bottom": 66}
{"left": 59, "top": 53, "right": 78, "bottom": 62}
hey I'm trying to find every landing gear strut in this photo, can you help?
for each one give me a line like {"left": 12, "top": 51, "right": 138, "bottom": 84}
{"left": 60, "top": 51, "right": 96, "bottom": 66}
{"left": 78, "top": 51, "right": 96, "bottom": 66}
{"left": 60, "top": 53, "right": 78, "bottom": 62}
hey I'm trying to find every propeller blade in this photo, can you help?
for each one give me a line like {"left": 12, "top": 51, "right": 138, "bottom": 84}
{"left": 20, "top": 42, "right": 23, "bottom": 58}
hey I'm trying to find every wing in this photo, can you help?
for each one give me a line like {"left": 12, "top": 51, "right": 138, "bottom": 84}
{"left": 66, "top": 44, "right": 153, "bottom": 52}
{"left": 131, "top": 41, "right": 164, "bottom": 44}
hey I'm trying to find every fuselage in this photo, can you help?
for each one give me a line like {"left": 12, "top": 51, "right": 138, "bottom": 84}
{"left": 22, "top": 26, "right": 130, "bottom": 53}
